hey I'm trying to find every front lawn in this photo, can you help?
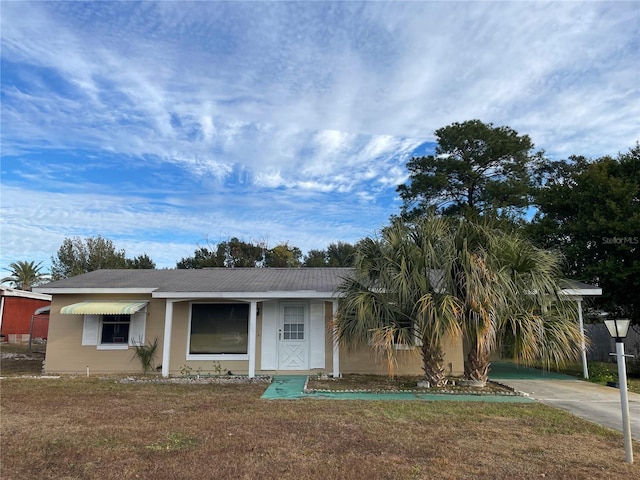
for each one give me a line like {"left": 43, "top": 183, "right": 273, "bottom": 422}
{"left": 1, "top": 377, "right": 638, "bottom": 479}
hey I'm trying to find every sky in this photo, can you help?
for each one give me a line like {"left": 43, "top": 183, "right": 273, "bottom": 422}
{"left": 1, "top": 1, "right": 639, "bottom": 271}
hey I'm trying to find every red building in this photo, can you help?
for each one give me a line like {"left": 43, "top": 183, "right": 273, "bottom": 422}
{"left": 0, "top": 287, "right": 51, "bottom": 343}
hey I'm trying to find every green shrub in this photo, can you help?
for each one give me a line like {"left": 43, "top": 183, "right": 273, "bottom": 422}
{"left": 588, "top": 362, "right": 617, "bottom": 383}
{"left": 131, "top": 338, "right": 159, "bottom": 373}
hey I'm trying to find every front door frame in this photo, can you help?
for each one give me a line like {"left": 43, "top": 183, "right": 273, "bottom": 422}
{"left": 277, "top": 301, "right": 309, "bottom": 370}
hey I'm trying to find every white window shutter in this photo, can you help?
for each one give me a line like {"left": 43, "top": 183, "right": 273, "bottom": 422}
{"left": 260, "top": 302, "right": 277, "bottom": 370}
{"left": 129, "top": 310, "right": 147, "bottom": 346}
{"left": 309, "top": 301, "right": 325, "bottom": 369}
{"left": 81, "top": 315, "right": 100, "bottom": 346}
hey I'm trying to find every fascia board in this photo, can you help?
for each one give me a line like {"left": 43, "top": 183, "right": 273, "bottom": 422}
{"left": 153, "top": 291, "right": 343, "bottom": 300}
{"left": 32, "top": 288, "right": 157, "bottom": 295}
{"left": 560, "top": 288, "right": 603, "bottom": 297}
{"left": 1, "top": 288, "right": 52, "bottom": 301}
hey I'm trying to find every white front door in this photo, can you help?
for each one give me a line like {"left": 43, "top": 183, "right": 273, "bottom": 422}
{"left": 278, "top": 303, "right": 308, "bottom": 370}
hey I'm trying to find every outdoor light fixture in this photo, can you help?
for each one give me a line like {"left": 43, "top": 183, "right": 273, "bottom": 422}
{"left": 605, "top": 318, "right": 631, "bottom": 341}
{"left": 604, "top": 318, "right": 634, "bottom": 463}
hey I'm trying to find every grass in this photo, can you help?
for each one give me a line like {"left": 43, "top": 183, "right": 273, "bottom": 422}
{"left": 2, "top": 346, "right": 639, "bottom": 479}
{"left": 0, "top": 342, "right": 45, "bottom": 376}
{"left": 2, "top": 376, "right": 640, "bottom": 479}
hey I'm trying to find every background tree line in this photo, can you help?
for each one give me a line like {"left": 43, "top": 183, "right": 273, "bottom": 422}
{"left": 176, "top": 238, "right": 357, "bottom": 269}
{"left": 1, "top": 236, "right": 359, "bottom": 290}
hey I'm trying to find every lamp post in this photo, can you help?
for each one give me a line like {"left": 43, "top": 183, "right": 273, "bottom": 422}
{"left": 604, "top": 318, "right": 634, "bottom": 464}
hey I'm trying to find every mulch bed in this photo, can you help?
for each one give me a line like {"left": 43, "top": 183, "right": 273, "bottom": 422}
{"left": 306, "top": 374, "right": 519, "bottom": 395}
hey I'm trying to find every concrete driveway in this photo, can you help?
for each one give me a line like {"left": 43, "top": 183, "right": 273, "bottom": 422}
{"left": 491, "top": 362, "right": 640, "bottom": 440}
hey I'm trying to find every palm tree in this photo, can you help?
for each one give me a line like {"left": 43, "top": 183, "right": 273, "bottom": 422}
{"left": 2, "top": 261, "right": 48, "bottom": 291}
{"left": 439, "top": 218, "right": 582, "bottom": 385}
{"left": 489, "top": 233, "right": 583, "bottom": 375}
{"left": 335, "top": 215, "right": 584, "bottom": 387}
{"left": 334, "top": 217, "right": 463, "bottom": 386}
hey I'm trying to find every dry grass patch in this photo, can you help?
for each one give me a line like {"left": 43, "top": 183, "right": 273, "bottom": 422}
{"left": 2, "top": 377, "right": 639, "bottom": 480}
{"left": 0, "top": 343, "right": 44, "bottom": 376}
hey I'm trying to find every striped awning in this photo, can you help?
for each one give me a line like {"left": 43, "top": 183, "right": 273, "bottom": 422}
{"left": 60, "top": 301, "right": 148, "bottom": 315}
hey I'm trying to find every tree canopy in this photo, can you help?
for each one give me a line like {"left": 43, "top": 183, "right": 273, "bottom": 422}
{"left": 302, "top": 242, "right": 357, "bottom": 267}
{"left": 397, "top": 120, "right": 536, "bottom": 219}
{"left": 178, "top": 239, "right": 358, "bottom": 269}
{"left": 2, "top": 260, "right": 48, "bottom": 291}
{"left": 264, "top": 243, "right": 302, "bottom": 268}
{"left": 51, "top": 236, "right": 155, "bottom": 279}
{"left": 528, "top": 145, "right": 640, "bottom": 324}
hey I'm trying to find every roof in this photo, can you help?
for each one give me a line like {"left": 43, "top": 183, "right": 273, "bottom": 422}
{"left": 33, "top": 268, "right": 354, "bottom": 299}
{"left": 559, "top": 280, "right": 603, "bottom": 297}
{"left": 0, "top": 286, "right": 52, "bottom": 301}
{"left": 32, "top": 269, "right": 602, "bottom": 300}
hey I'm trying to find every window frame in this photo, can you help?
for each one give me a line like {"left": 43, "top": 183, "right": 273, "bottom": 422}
{"left": 186, "top": 302, "right": 250, "bottom": 361}
{"left": 81, "top": 308, "right": 147, "bottom": 350}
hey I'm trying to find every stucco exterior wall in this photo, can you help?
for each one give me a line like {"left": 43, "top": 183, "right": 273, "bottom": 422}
{"left": 45, "top": 294, "right": 163, "bottom": 374}
{"left": 339, "top": 336, "right": 464, "bottom": 377}
{"left": 46, "top": 294, "right": 464, "bottom": 377}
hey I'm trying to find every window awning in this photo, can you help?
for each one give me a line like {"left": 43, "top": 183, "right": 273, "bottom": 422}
{"left": 60, "top": 301, "right": 148, "bottom": 315}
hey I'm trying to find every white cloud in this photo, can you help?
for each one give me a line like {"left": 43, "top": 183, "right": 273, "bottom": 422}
{"left": 1, "top": 1, "right": 638, "bottom": 270}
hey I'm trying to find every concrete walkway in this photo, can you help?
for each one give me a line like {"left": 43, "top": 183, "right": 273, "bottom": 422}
{"left": 491, "top": 363, "right": 640, "bottom": 440}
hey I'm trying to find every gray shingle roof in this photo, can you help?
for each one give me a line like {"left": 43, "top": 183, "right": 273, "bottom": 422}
{"left": 35, "top": 268, "right": 354, "bottom": 294}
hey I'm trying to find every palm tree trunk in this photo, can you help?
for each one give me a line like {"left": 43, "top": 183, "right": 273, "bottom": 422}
{"left": 465, "top": 345, "right": 490, "bottom": 386}
{"left": 421, "top": 343, "right": 448, "bottom": 387}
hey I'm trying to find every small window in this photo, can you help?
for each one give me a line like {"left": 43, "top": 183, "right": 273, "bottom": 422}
{"left": 101, "top": 315, "right": 130, "bottom": 344}
{"left": 189, "top": 304, "right": 249, "bottom": 355}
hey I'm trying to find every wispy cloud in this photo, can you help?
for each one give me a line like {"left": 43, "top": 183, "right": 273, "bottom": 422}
{"left": 1, "top": 1, "right": 638, "bottom": 269}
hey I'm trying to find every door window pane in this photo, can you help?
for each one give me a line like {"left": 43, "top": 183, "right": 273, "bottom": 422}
{"left": 283, "top": 306, "right": 304, "bottom": 340}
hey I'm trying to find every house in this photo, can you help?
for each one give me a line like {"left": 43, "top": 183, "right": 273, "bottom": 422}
{"left": 33, "top": 268, "right": 465, "bottom": 377}
{"left": 0, "top": 286, "right": 51, "bottom": 343}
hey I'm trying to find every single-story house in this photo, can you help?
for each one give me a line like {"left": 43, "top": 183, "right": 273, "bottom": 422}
{"left": 0, "top": 286, "right": 52, "bottom": 343}
{"left": 34, "top": 268, "right": 465, "bottom": 377}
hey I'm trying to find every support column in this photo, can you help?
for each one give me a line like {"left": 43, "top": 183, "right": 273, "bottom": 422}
{"left": 332, "top": 300, "right": 340, "bottom": 378}
{"left": 161, "top": 300, "right": 174, "bottom": 378}
{"left": 248, "top": 300, "right": 257, "bottom": 378}
{"left": 577, "top": 298, "right": 589, "bottom": 379}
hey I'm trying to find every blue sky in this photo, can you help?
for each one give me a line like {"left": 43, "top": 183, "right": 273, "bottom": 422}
{"left": 1, "top": 1, "right": 639, "bottom": 271}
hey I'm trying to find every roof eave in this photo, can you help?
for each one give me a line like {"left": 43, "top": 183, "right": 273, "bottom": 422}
{"left": 153, "top": 291, "right": 343, "bottom": 299}
{"left": 560, "top": 288, "right": 603, "bottom": 297}
{"left": 32, "top": 287, "right": 157, "bottom": 295}
{"left": 1, "top": 287, "right": 52, "bottom": 301}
